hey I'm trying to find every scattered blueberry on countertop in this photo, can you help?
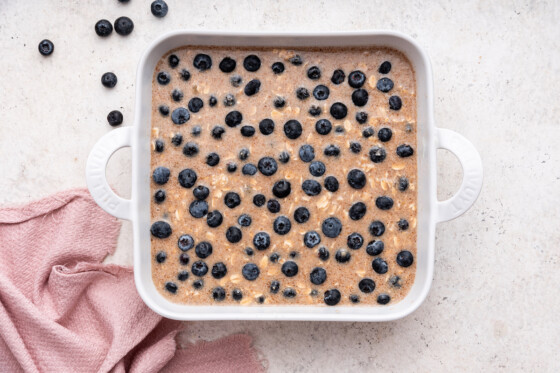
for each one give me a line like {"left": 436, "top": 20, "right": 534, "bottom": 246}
{"left": 151, "top": 0, "right": 168, "bottom": 17}
{"left": 38, "top": 39, "right": 54, "bottom": 56}
{"left": 107, "top": 110, "right": 123, "bottom": 126}
{"left": 95, "top": 20, "right": 113, "bottom": 37}
{"left": 114, "top": 16, "right": 134, "bottom": 36}
{"left": 101, "top": 72, "right": 118, "bottom": 88}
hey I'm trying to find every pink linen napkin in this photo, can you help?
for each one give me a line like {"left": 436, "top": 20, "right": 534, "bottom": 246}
{"left": 0, "top": 188, "right": 264, "bottom": 373}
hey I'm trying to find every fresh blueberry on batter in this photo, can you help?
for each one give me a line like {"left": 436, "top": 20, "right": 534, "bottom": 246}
{"left": 307, "top": 66, "right": 321, "bottom": 80}
{"left": 243, "top": 55, "right": 261, "bottom": 72}
{"left": 283, "top": 120, "right": 303, "bottom": 139}
{"left": 193, "top": 279, "right": 204, "bottom": 289}
{"left": 293, "top": 207, "right": 310, "bottom": 223}
{"left": 155, "top": 251, "right": 167, "bottom": 263}
{"left": 330, "top": 102, "right": 348, "bottom": 119}
{"left": 206, "top": 210, "right": 223, "bottom": 228}
{"left": 232, "top": 289, "right": 243, "bottom": 301}
{"left": 273, "top": 216, "right": 291, "bottom": 235}
{"left": 281, "top": 261, "right": 299, "bottom": 277}
{"left": 376, "top": 78, "right": 394, "bottom": 93}
{"left": 240, "top": 125, "right": 256, "bottom": 137}
{"left": 349, "top": 202, "right": 366, "bottom": 220}
{"left": 195, "top": 242, "right": 213, "bottom": 259}
{"left": 242, "top": 263, "right": 260, "bottom": 281}
{"left": 349, "top": 294, "right": 360, "bottom": 303}
{"left": 154, "top": 139, "right": 164, "bottom": 153}
{"left": 299, "top": 145, "right": 315, "bottom": 162}
{"left": 225, "top": 110, "right": 243, "bottom": 127}
{"left": 278, "top": 151, "right": 290, "bottom": 164}
{"left": 159, "top": 105, "right": 169, "bottom": 116}
{"left": 318, "top": 247, "right": 330, "bottom": 261}
{"left": 376, "top": 196, "right": 394, "bottom": 210}
{"left": 154, "top": 189, "right": 166, "bottom": 204}
{"left": 258, "top": 157, "right": 278, "bottom": 176}
{"left": 245, "top": 247, "right": 254, "bottom": 256}
{"left": 269, "top": 253, "right": 280, "bottom": 263}
{"left": 206, "top": 153, "right": 220, "bottom": 167}
{"left": 267, "top": 199, "right": 280, "bottom": 213}
{"left": 369, "top": 146, "right": 387, "bottom": 163}
{"left": 356, "top": 111, "right": 368, "bottom": 124}
{"left": 396, "top": 250, "right": 414, "bottom": 267}
{"left": 366, "top": 240, "right": 384, "bottom": 256}
{"left": 180, "top": 69, "right": 191, "bottom": 81}
{"left": 165, "top": 282, "right": 178, "bottom": 294}
{"left": 331, "top": 69, "right": 345, "bottom": 84}
{"left": 212, "top": 287, "right": 226, "bottom": 301}
{"left": 302, "top": 180, "right": 322, "bottom": 196}
{"left": 378, "top": 61, "right": 391, "bottom": 74}
{"left": 348, "top": 70, "right": 365, "bottom": 88}
{"left": 350, "top": 141, "right": 362, "bottom": 154}
{"left": 324, "top": 289, "right": 341, "bottom": 306}
{"left": 347, "top": 169, "right": 366, "bottom": 189}
{"left": 242, "top": 164, "right": 257, "bottom": 175}
{"left": 191, "top": 126, "right": 201, "bottom": 136}
{"left": 172, "top": 89, "right": 183, "bottom": 102}
{"left": 179, "top": 253, "right": 190, "bottom": 265}
{"left": 230, "top": 75, "right": 242, "bottom": 87}
{"left": 271, "top": 62, "right": 285, "bottom": 74}
{"left": 193, "top": 185, "right": 209, "bottom": 200}
{"left": 223, "top": 94, "right": 236, "bottom": 107}
{"left": 313, "top": 85, "right": 329, "bottom": 100}
{"left": 309, "top": 161, "right": 326, "bottom": 177}
{"left": 171, "top": 133, "right": 183, "bottom": 146}
{"left": 283, "top": 288, "right": 297, "bottom": 298}
{"left": 359, "top": 278, "right": 376, "bottom": 293}
{"left": 323, "top": 144, "right": 340, "bottom": 157}
{"left": 369, "top": 221, "right": 385, "bottom": 237}
{"left": 315, "top": 119, "right": 332, "bottom": 135}
{"left": 378, "top": 128, "right": 392, "bottom": 142}
{"left": 152, "top": 167, "right": 170, "bottom": 185}
{"left": 259, "top": 118, "right": 275, "bottom": 135}
{"left": 296, "top": 87, "right": 310, "bottom": 100}
{"left": 253, "top": 232, "right": 271, "bottom": 251}
{"left": 244, "top": 79, "right": 261, "bottom": 96}
{"left": 182, "top": 142, "right": 199, "bottom": 157}
{"left": 322, "top": 217, "right": 342, "bottom": 238}
{"left": 208, "top": 95, "right": 217, "bottom": 106}
{"left": 188, "top": 97, "right": 204, "bottom": 113}
{"left": 273, "top": 96, "right": 286, "bottom": 108}
{"left": 171, "top": 107, "right": 190, "bottom": 124}
{"left": 308, "top": 105, "right": 321, "bottom": 116}
{"left": 168, "top": 54, "right": 179, "bottom": 68}
{"left": 211, "top": 126, "right": 225, "bottom": 139}
{"left": 389, "top": 275, "right": 402, "bottom": 288}
{"left": 362, "top": 127, "right": 374, "bottom": 138}
{"left": 347, "top": 233, "right": 364, "bottom": 250}
{"left": 304, "top": 231, "right": 321, "bottom": 248}
{"left": 389, "top": 95, "right": 402, "bottom": 110}
{"left": 253, "top": 194, "right": 266, "bottom": 207}
{"left": 335, "top": 249, "right": 351, "bottom": 263}
{"left": 310, "top": 267, "right": 327, "bottom": 285}
{"left": 272, "top": 179, "right": 291, "bottom": 198}
{"left": 193, "top": 54, "right": 212, "bottom": 71}
{"left": 290, "top": 55, "right": 303, "bottom": 65}
{"left": 270, "top": 280, "right": 280, "bottom": 294}
{"left": 177, "top": 270, "right": 189, "bottom": 281}
{"left": 219, "top": 57, "right": 236, "bottom": 73}
{"left": 224, "top": 192, "right": 241, "bottom": 209}
{"left": 238, "top": 214, "right": 252, "bottom": 227}
{"left": 211, "top": 262, "right": 228, "bottom": 279}
{"left": 150, "top": 221, "right": 172, "bottom": 238}
{"left": 396, "top": 144, "right": 414, "bottom": 157}
{"left": 377, "top": 294, "right": 391, "bottom": 305}
{"left": 398, "top": 176, "right": 409, "bottom": 191}
{"left": 238, "top": 148, "right": 250, "bottom": 160}
{"left": 398, "top": 219, "right": 409, "bottom": 230}
{"left": 157, "top": 71, "right": 171, "bottom": 85}
{"left": 178, "top": 234, "right": 194, "bottom": 251}
{"left": 352, "top": 89, "right": 368, "bottom": 107}
{"left": 189, "top": 200, "right": 208, "bottom": 218}
{"left": 372, "top": 258, "right": 389, "bottom": 274}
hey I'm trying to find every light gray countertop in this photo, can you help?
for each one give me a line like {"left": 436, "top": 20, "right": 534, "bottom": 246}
{"left": 1, "top": 1, "right": 558, "bottom": 371}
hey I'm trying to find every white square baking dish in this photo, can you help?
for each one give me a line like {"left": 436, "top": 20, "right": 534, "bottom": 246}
{"left": 86, "top": 30, "right": 483, "bottom": 321}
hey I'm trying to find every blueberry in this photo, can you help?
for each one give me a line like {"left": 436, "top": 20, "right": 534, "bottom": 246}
{"left": 296, "top": 87, "right": 310, "bottom": 100}
{"left": 256, "top": 295, "right": 265, "bottom": 304}
{"left": 359, "top": 278, "right": 376, "bottom": 293}
{"left": 398, "top": 176, "right": 409, "bottom": 191}
{"left": 313, "top": 85, "right": 329, "bottom": 100}
{"left": 193, "top": 54, "right": 212, "bottom": 71}
{"left": 309, "top": 161, "right": 326, "bottom": 177}
{"left": 389, "top": 275, "right": 402, "bottom": 288}
{"left": 270, "top": 280, "right": 280, "bottom": 294}
{"left": 206, "top": 152, "right": 220, "bottom": 167}
{"left": 314, "top": 248, "right": 329, "bottom": 263}
{"left": 308, "top": 105, "right": 321, "bottom": 116}
{"left": 289, "top": 55, "right": 303, "bottom": 65}
{"left": 335, "top": 249, "right": 351, "bottom": 263}
{"left": 181, "top": 69, "right": 191, "bottom": 81}
{"left": 178, "top": 234, "right": 194, "bottom": 251}
{"left": 396, "top": 250, "right": 414, "bottom": 267}
{"left": 225, "top": 110, "right": 243, "bottom": 127}
{"left": 335, "top": 126, "right": 345, "bottom": 134}
{"left": 155, "top": 251, "right": 167, "bottom": 263}
{"left": 154, "top": 189, "right": 166, "bottom": 204}
{"left": 171, "top": 133, "right": 183, "bottom": 146}
{"left": 271, "top": 62, "right": 285, "bottom": 74}
{"left": 258, "top": 157, "right": 278, "bottom": 176}
{"left": 238, "top": 148, "right": 250, "bottom": 160}
{"left": 315, "top": 119, "right": 332, "bottom": 135}
{"left": 310, "top": 267, "right": 327, "bottom": 285}
{"left": 193, "top": 185, "right": 209, "bottom": 200}
{"left": 348, "top": 70, "right": 365, "bottom": 88}
{"left": 366, "top": 240, "right": 384, "bottom": 256}
{"left": 378, "top": 128, "right": 392, "bottom": 142}
{"left": 195, "top": 242, "right": 213, "bottom": 259}
{"left": 284, "top": 120, "right": 303, "bottom": 139}
{"left": 244, "top": 79, "right": 261, "bottom": 96}
{"left": 307, "top": 66, "right": 321, "bottom": 80}
{"left": 389, "top": 96, "right": 402, "bottom": 110}
{"left": 349, "top": 202, "right": 366, "bottom": 220}
{"left": 372, "top": 258, "right": 388, "bottom": 274}
{"left": 267, "top": 199, "right": 281, "bottom": 213}
{"left": 211, "top": 126, "right": 225, "bottom": 139}
{"left": 324, "top": 176, "right": 339, "bottom": 192}
{"left": 223, "top": 192, "right": 240, "bottom": 209}
{"left": 208, "top": 95, "right": 217, "bottom": 106}
{"left": 182, "top": 142, "right": 199, "bottom": 157}
{"left": 362, "top": 127, "right": 374, "bottom": 138}
{"left": 206, "top": 210, "right": 223, "bottom": 228}
{"left": 179, "top": 253, "right": 190, "bottom": 265}
{"left": 369, "top": 221, "right": 385, "bottom": 237}
{"left": 242, "top": 263, "right": 260, "bottom": 281}
{"left": 294, "top": 207, "right": 310, "bottom": 223}
{"left": 377, "top": 294, "right": 391, "bottom": 305}
{"left": 304, "top": 231, "right": 321, "bottom": 248}
{"left": 356, "top": 111, "right": 368, "bottom": 124}
{"left": 95, "top": 20, "right": 113, "bottom": 37}
{"left": 165, "top": 282, "right": 178, "bottom": 294}
{"left": 245, "top": 247, "right": 254, "bottom": 256}
{"left": 168, "top": 54, "right": 179, "bottom": 68}
{"left": 302, "top": 180, "right": 322, "bottom": 196}
{"left": 272, "top": 179, "right": 291, "bottom": 198}
{"left": 350, "top": 141, "right": 362, "bottom": 154}
{"left": 352, "top": 89, "right": 368, "bottom": 106}
{"left": 243, "top": 55, "right": 261, "bottom": 72}
{"left": 278, "top": 151, "right": 290, "bottom": 164}
{"left": 188, "top": 97, "right": 204, "bottom": 113}
{"left": 223, "top": 94, "right": 236, "bottom": 107}
{"left": 211, "top": 262, "right": 228, "bottom": 279}
{"left": 238, "top": 214, "right": 252, "bottom": 227}
{"left": 157, "top": 71, "right": 171, "bottom": 85}
{"left": 369, "top": 146, "right": 387, "bottom": 163}
{"left": 177, "top": 270, "right": 189, "bottom": 281}
{"left": 398, "top": 218, "right": 409, "bottom": 230}
{"left": 330, "top": 102, "right": 348, "bottom": 119}
{"left": 324, "top": 289, "right": 341, "bottom": 306}
{"left": 232, "top": 289, "right": 243, "bottom": 301}
{"left": 154, "top": 139, "right": 164, "bottom": 152}
{"left": 283, "top": 288, "right": 297, "bottom": 298}
{"left": 347, "top": 233, "right": 364, "bottom": 250}
{"left": 349, "top": 294, "right": 360, "bottom": 303}
{"left": 151, "top": 0, "right": 168, "bottom": 17}
{"left": 241, "top": 125, "right": 255, "bottom": 137}
{"left": 151, "top": 221, "right": 172, "bottom": 238}
{"left": 190, "top": 125, "right": 200, "bottom": 135}
{"left": 270, "top": 253, "right": 280, "bottom": 263}
{"left": 273, "top": 216, "right": 291, "bottom": 235}
{"left": 376, "top": 196, "right": 394, "bottom": 210}
{"left": 219, "top": 57, "right": 236, "bottom": 73}
{"left": 242, "top": 164, "right": 257, "bottom": 175}
{"left": 193, "top": 279, "right": 204, "bottom": 289}
{"left": 253, "top": 194, "right": 266, "bottom": 207}
{"left": 227, "top": 163, "right": 237, "bottom": 173}
{"left": 331, "top": 69, "right": 345, "bottom": 84}
{"left": 189, "top": 200, "right": 208, "bottom": 218}
{"left": 379, "top": 61, "right": 391, "bottom": 74}
{"left": 376, "top": 77, "right": 394, "bottom": 93}
{"left": 323, "top": 144, "right": 340, "bottom": 157}
{"left": 274, "top": 96, "right": 286, "bottom": 108}
{"left": 289, "top": 251, "right": 298, "bottom": 258}
{"left": 152, "top": 167, "right": 170, "bottom": 185}
{"left": 159, "top": 105, "right": 170, "bottom": 116}
{"left": 347, "top": 169, "right": 366, "bottom": 189}
{"left": 253, "top": 232, "right": 271, "bottom": 251}
{"left": 258, "top": 118, "right": 275, "bottom": 135}
{"left": 396, "top": 144, "right": 414, "bottom": 157}
{"left": 322, "top": 217, "right": 342, "bottom": 238}
{"left": 230, "top": 75, "right": 242, "bottom": 87}
{"left": 171, "top": 107, "right": 190, "bottom": 124}
{"left": 281, "top": 261, "right": 298, "bottom": 277}
{"left": 299, "top": 145, "right": 315, "bottom": 163}
{"left": 114, "top": 16, "right": 134, "bottom": 36}
{"left": 107, "top": 110, "right": 123, "bottom": 126}
{"left": 101, "top": 72, "right": 118, "bottom": 88}
{"left": 212, "top": 287, "right": 226, "bottom": 301}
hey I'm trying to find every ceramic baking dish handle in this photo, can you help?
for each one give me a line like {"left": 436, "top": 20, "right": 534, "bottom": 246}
{"left": 435, "top": 128, "right": 483, "bottom": 223}
{"left": 85, "top": 127, "right": 133, "bottom": 220}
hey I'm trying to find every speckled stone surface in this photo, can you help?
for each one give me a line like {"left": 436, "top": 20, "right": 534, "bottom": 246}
{"left": 1, "top": 1, "right": 559, "bottom": 371}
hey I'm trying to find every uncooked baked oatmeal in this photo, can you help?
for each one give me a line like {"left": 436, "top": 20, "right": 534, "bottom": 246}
{"left": 149, "top": 46, "right": 417, "bottom": 306}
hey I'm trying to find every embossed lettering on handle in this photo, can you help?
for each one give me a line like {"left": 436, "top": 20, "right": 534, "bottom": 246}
{"left": 436, "top": 128, "right": 483, "bottom": 223}
{"left": 85, "top": 127, "right": 133, "bottom": 220}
